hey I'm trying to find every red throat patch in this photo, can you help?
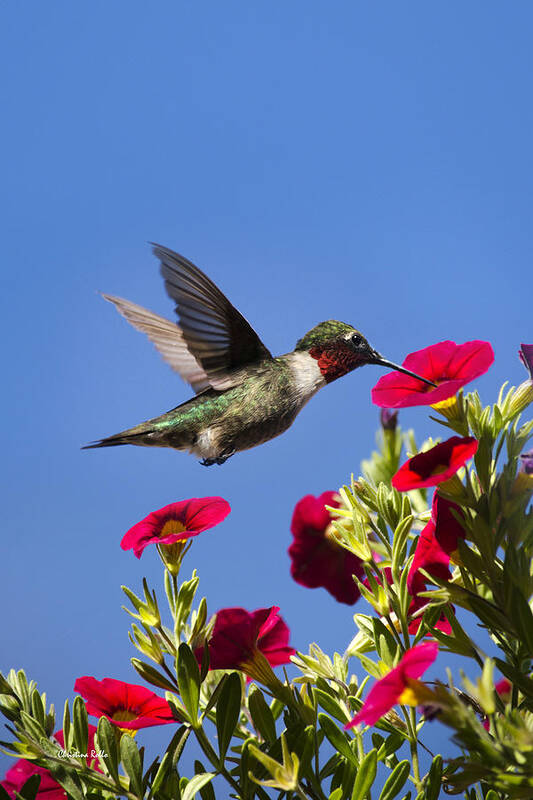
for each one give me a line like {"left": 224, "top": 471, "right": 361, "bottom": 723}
{"left": 309, "top": 345, "right": 362, "bottom": 383}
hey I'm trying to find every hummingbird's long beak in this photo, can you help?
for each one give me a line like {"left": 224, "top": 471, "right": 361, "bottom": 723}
{"left": 370, "top": 352, "right": 438, "bottom": 388}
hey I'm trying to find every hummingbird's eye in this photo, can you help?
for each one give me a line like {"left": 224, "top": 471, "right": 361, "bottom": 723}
{"left": 350, "top": 332, "right": 364, "bottom": 347}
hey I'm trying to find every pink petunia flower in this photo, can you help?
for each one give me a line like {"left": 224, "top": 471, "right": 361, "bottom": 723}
{"left": 407, "top": 520, "right": 452, "bottom": 596}
{"left": 74, "top": 677, "right": 176, "bottom": 730}
{"left": 288, "top": 492, "right": 364, "bottom": 605}
{"left": 432, "top": 492, "right": 466, "bottom": 554}
{"left": 372, "top": 340, "right": 494, "bottom": 408}
{"left": 519, "top": 344, "right": 533, "bottom": 379}
{"left": 121, "top": 497, "right": 230, "bottom": 558}
{"left": 197, "top": 606, "right": 295, "bottom": 686}
{"left": 345, "top": 642, "right": 439, "bottom": 728}
{"left": 392, "top": 436, "right": 478, "bottom": 491}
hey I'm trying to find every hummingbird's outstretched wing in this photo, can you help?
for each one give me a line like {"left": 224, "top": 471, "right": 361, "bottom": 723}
{"left": 152, "top": 244, "right": 273, "bottom": 390}
{"left": 102, "top": 294, "right": 212, "bottom": 393}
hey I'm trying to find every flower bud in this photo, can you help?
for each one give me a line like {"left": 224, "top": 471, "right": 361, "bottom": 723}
{"left": 380, "top": 409, "right": 398, "bottom": 431}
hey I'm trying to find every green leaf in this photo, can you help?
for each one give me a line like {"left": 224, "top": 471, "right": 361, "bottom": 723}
{"left": 11, "top": 774, "right": 41, "bottom": 800}
{"left": 507, "top": 586, "right": 533, "bottom": 653}
{"left": 71, "top": 695, "right": 88, "bottom": 756}
{"left": 379, "top": 760, "right": 410, "bottom": 800}
{"left": 30, "top": 690, "right": 45, "bottom": 730}
{"left": 176, "top": 642, "right": 201, "bottom": 726}
{"left": 149, "top": 751, "right": 173, "bottom": 796}
{"left": 61, "top": 700, "right": 71, "bottom": 753}
{"left": 18, "top": 709, "right": 46, "bottom": 742}
{"left": 176, "top": 574, "right": 200, "bottom": 634}
{"left": 372, "top": 619, "right": 398, "bottom": 667}
{"left": 215, "top": 671, "right": 242, "bottom": 760}
{"left": 329, "top": 789, "right": 344, "bottom": 800}
{"left": 95, "top": 715, "right": 120, "bottom": 784}
{"left": 248, "top": 687, "right": 277, "bottom": 743}
{"left": 194, "top": 760, "right": 216, "bottom": 800}
{"left": 314, "top": 688, "right": 349, "bottom": 723}
{"left": 0, "top": 673, "right": 15, "bottom": 696}
{"left": 130, "top": 658, "right": 178, "bottom": 692}
{"left": 120, "top": 733, "right": 144, "bottom": 798}
{"left": 375, "top": 731, "right": 406, "bottom": 761}
{"left": 351, "top": 749, "right": 377, "bottom": 800}
{"left": 392, "top": 515, "right": 414, "bottom": 574}
{"left": 423, "top": 754, "right": 442, "bottom": 800}
{"left": 181, "top": 772, "right": 215, "bottom": 800}
{"left": 47, "top": 764, "right": 85, "bottom": 800}
{"left": 166, "top": 724, "right": 191, "bottom": 768}
{"left": 318, "top": 714, "right": 357, "bottom": 765}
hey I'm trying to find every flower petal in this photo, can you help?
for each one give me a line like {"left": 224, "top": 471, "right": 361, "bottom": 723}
{"left": 392, "top": 437, "right": 478, "bottom": 491}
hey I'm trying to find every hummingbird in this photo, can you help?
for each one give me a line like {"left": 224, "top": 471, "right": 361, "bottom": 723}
{"left": 84, "top": 245, "right": 435, "bottom": 465}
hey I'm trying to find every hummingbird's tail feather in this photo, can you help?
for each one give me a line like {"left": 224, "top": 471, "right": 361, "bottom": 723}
{"left": 82, "top": 431, "right": 152, "bottom": 449}
{"left": 82, "top": 405, "right": 198, "bottom": 452}
{"left": 82, "top": 419, "right": 170, "bottom": 450}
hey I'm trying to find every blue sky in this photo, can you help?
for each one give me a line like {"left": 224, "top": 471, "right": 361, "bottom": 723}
{"left": 1, "top": 0, "right": 532, "bottom": 783}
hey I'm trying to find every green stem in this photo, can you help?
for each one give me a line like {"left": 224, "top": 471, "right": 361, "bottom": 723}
{"left": 158, "top": 625, "right": 177, "bottom": 654}
{"left": 401, "top": 705, "right": 422, "bottom": 792}
{"left": 295, "top": 784, "right": 316, "bottom": 800}
{"left": 194, "top": 725, "right": 243, "bottom": 797}
{"left": 384, "top": 614, "right": 405, "bottom": 651}
{"left": 160, "top": 659, "right": 180, "bottom": 691}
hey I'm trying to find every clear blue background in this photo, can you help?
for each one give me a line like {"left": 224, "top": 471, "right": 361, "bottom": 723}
{"left": 1, "top": 0, "right": 532, "bottom": 785}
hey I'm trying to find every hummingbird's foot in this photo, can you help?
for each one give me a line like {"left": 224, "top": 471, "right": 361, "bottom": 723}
{"left": 199, "top": 450, "right": 235, "bottom": 467}
{"left": 215, "top": 449, "right": 235, "bottom": 465}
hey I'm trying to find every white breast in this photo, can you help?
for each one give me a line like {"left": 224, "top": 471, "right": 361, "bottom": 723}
{"left": 285, "top": 351, "right": 326, "bottom": 404}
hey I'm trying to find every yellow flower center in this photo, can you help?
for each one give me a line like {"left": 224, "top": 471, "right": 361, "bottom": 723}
{"left": 398, "top": 678, "right": 436, "bottom": 707}
{"left": 431, "top": 396, "right": 456, "bottom": 411}
{"left": 160, "top": 519, "right": 187, "bottom": 537}
{"left": 398, "top": 685, "right": 420, "bottom": 706}
{"left": 112, "top": 710, "right": 138, "bottom": 722}
{"left": 449, "top": 548, "right": 462, "bottom": 566}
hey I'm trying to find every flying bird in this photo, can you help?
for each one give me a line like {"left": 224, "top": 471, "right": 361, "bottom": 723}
{"left": 85, "top": 245, "right": 434, "bottom": 465}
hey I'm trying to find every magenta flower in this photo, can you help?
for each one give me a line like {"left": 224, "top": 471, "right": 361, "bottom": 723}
{"left": 520, "top": 449, "right": 533, "bottom": 476}
{"left": 1, "top": 727, "right": 99, "bottom": 800}
{"left": 519, "top": 344, "right": 533, "bottom": 379}
{"left": 197, "top": 606, "right": 295, "bottom": 685}
{"left": 392, "top": 436, "right": 478, "bottom": 491}
{"left": 407, "top": 520, "right": 452, "bottom": 595}
{"left": 372, "top": 340, "right": 494, "bottom": 408}
{"left": 495, "top": 678, "right": 512, "bottom": 699}
{"left": 432, "top": 492, "right": 466, "bottom": 553}
{"left": 288, "top": 492, "right": 364, "bottom": 604}
{"left": 346, "top": 642, "right": 439, "bottom": 727}
{"left": 121, "top": 497, "right": 231, "bottom": 558}
{"left": 74, "top": 677, "right": 177, "bottom": 730}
